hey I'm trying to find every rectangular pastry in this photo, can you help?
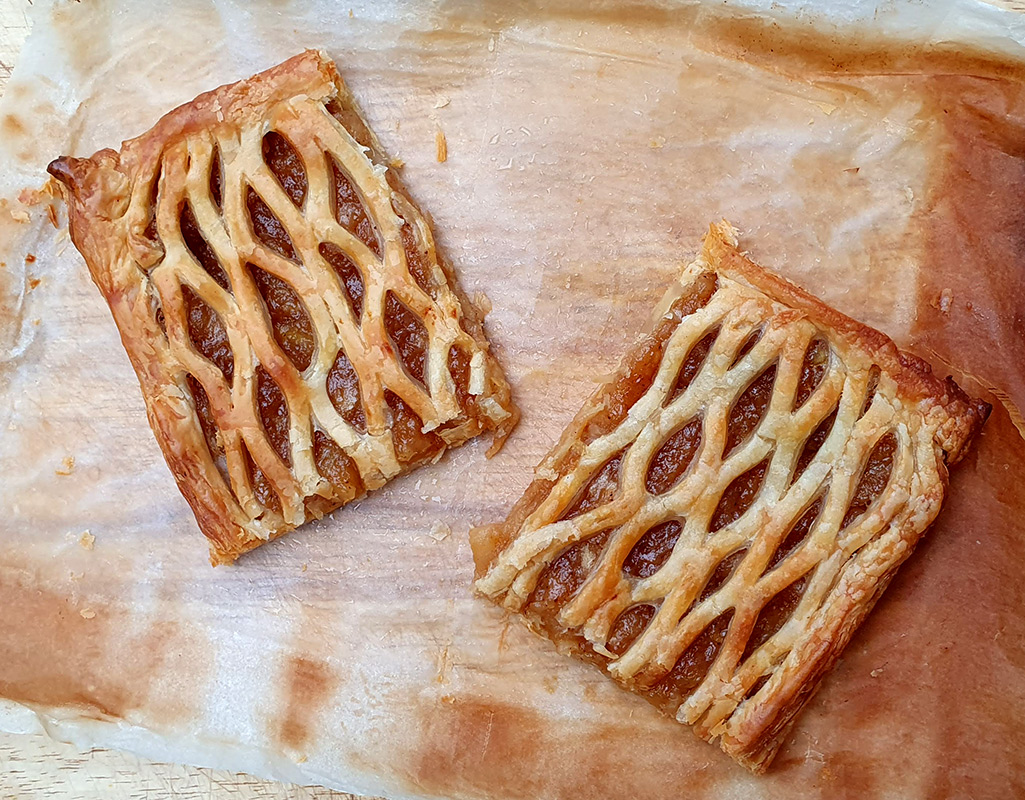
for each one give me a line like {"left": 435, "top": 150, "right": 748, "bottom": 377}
{"left": 48, "top": 50, "right": 517, "bottom": 564}
{"left": 471, "top": 222, "right": 988, "bottom": 771}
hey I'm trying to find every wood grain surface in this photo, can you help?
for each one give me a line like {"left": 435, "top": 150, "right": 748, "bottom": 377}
{"left": 0, "top": 3, "right": 360, "bottom": 797}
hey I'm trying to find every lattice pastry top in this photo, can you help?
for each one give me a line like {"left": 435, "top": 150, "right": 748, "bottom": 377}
{"left": 48, "top": 50, "right": 518, "bottom": 564}
{"left": 472, "top": 222, "right": 988, "bottom": 771}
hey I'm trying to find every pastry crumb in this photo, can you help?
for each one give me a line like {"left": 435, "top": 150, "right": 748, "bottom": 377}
{"left": 870, "top": 667, "right": 884, "bottom": 678}
{"left": 301, "top": 563, "right": 308, "bottom": 573}
{"left": 803, "top": 746, "right": 826, "bottom": 764}
{"left": 28, "top": 277, "right": 40, "bottom": 289}
{"left": 468, "top": 351, "right": 486, "bottom": 395}
{"left": 17, "top": 187, "right": 53, "bottom": 206}
{"left": 79, "top": 608, "right": 96, "bottom": 620}
{"left": 25, "top": 253, "right": 36, "bottom": 264}
{"left": 934, "top": 287, "right": 953, "bottom": 313}
{"left": 56, "top": 455, "right": 76, "bottom": 476}
{"left": 535, "top": 465, "right": 559, "bottom": 481}
{"left": 79, "top": 531, "right": 95, "bottom": 550}
{"left": 649, "top": 135, "right": 666, "bottom": 149}
{"left": 433, "top": 96, "right": 451, "bottom": 109}
{"left": 472, "top": 290, "right": 492, "bottom": 317}
{"left": 429, "top": 521, "right": 452, "bottom": 541}
{"left": 436, "top": 129, "right": 448, "bottom": 163}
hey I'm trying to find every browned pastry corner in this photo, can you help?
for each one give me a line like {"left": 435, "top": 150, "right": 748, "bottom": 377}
{"left": 47, "top": 50, "right": 518, "bottom": 565}
{"left": 471, "top": 221, "right": 988, "bottom": 772}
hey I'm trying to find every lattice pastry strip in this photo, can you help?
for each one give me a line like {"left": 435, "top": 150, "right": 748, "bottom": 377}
{"left": 472, "top": 222, "right": 988, "bottom": 772}
{"left": 49, "top": 50, "right": 518, "bottom": 563}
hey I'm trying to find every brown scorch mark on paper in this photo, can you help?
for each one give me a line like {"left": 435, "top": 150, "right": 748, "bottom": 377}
{"left": 913, "top": 74, "right": 1025, "bottom": 421}
{"left": 275, "top": 655, "right": 338, "bottom": 751}
{"left": 408, "top": 693, "right": 723, "bottom": 800}
{"left": 2, "top": 113, "right": 27, "bottom": 139}
{"left": 413, "top": 698, "right": 542, "bottom": 793}
{"left": 0, "top": 567, "right": 206, "bottom": 726}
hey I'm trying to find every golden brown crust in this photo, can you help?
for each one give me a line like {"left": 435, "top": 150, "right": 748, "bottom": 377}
{"left": 48, "top": 50, "right": 518, "bottom": 564}
{"left": 472, "top": 221, "right": 988, "bottom": 772}
{"left": 702, "top": 223, "right": 989, "bottom": 465}
{"left": 469, "top": 272, "right": 721, "bottom": 578}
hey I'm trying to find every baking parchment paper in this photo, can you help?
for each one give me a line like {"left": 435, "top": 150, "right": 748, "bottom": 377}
{"left": 1, "top": 1, "right": 1024, "bottom": 798}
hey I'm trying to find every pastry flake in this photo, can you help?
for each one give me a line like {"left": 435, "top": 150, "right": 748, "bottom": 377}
{"left": 48, "top": 50, "right": 517, "bottom": 564}
{"left": 471, "top": 222, "right": 988, "bottom": 771}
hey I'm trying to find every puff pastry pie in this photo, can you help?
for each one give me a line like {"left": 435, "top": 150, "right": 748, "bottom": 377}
{"left": 472, "top": 222, "right": 988, "bottom": 771}
{"left": 48, "top": 50, "right": 517, "bottom": 564}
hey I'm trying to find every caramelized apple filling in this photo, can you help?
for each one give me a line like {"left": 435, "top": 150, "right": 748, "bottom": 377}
{"left": 792, "top": 409, "right": 837, "bottom": 483}
{"left": 448, "top": 343, "right": 475, "bottom": 415}
{"left": 724, "top": 364, "right": 776, "bottom": 457}
{"left": 741, "top": 575, "right": 808, "bottom": 661}
{"left": 209, "top": 148, "right": 223, "bottom": 210}
{"left": 709, "top": 457, "right": 770, "bottom": 533}
{"left": 182, "top": 285, "right": 233, "bottom": 382}
{"left": 623, "top": 520, "right": 682, "bottom": 579}
{"left": 651, "top": 610, "right": 734, "bottom": 707}
{"left": 561, "top": 452, "right": 624, "bottom": 520}
{"left": 607, "top": 604, "right": 657, "bottom": 656}
{"left": 529, "top": 530, "right": 612, "bottom": 613}
{"left": 319, "top": 242, "right": 365, "bottom": 318}
{"left": 180, "top": 202, "right": 230, "bottom": 289}
{"left": 667, "top": 328, "right": 718, "bottom": 403}
{"left": 247, "top": 187, "right": 297, "bottom": 261}
{"left": 793, "top": 338, "right": 829, "bottom": 410}
{"left": 312, "top": 428, "right": 364, "bottom": 500}
{"left": 698, "top": 548, "right": 748, "bottom": 603}
{"left": 187, "top": 374, "right": 232, "bottom": 495}
{"left": 326, "top": 349, "right": 367, "bottom": 432}
{"left": 764, "top": 495, "right": 823, "bottom": 574}
{"left": 330, "top": 156, "right": 380, "bottom": 255}
{"left": 386, "top": 390, "right": 443, "bottom": 464}
{"left": 841, "top": 431, "right": 897, "bottom": 528}
{"left": 384, "top": 291, "right": 429, "bottom": 386}
{"left": 645, "top": 418, "right": 702, "bottom": 495}
{"left": 250, "top": 264, "right": 316, "bottom": 372}
{"left": 262, "top": 131, "right": 308, "bottom": 207}
{"left": 245, "top": 443, "right": 280, "bottom": 513}
{"left": 401, "top": 222, "right": 435, "bottom": 296}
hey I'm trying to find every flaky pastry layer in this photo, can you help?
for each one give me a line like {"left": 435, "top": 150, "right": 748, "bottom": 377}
{"left": 49, "top": 50, "right": 518, "bottom": 564}
{"left": 472, "top": 222, "right": 988, "bottom": 771}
